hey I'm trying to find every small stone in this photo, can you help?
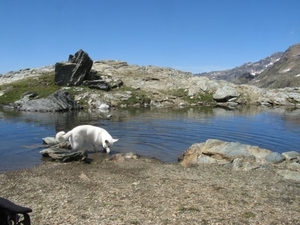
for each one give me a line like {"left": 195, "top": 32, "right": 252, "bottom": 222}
{"left": 282, "top": 151, "right": 300, "bottom": 161}
{"left": 277, "top": 170, "right": 300, "bottom": 181}
{"left": 265, "top": 152, "right": 285, "bottom": 163}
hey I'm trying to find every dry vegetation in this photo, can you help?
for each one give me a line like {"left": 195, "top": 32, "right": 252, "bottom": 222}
{"left": 1, "top": 155, "right": 300, "bottom": 225}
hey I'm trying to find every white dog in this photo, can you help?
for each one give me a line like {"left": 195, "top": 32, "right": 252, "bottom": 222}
{"left": 56, "top": 125, "right": 118, "bottom": 153}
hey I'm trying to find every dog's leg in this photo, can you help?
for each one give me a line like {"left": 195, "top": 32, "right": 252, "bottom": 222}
{"left": 69, "top": 136, "right": 74, "bottom": 150}
{"left": 71, "top": 136, "right": 83, "bottom": 151}
{"left": 92, "top": 144, "right": 97, "bottom": 152}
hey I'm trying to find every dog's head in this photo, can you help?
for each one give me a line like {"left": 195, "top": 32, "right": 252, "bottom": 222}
{"left": 103, "top": 138, "right": 118, "bottom": 153}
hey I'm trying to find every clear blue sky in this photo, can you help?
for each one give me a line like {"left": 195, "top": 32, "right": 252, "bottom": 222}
{"left": 0, "top": 0, "right": 299, "bottom": 74}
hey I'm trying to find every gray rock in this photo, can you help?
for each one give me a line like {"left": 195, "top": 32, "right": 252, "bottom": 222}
{"left": 179, "top": 139, "right": 300, "bottom": 179}
{"left": 179, "top": 139, "right": 274, "bottom": 170}
{"left": 287, "top": 162, "right": 300, "bottom": 171}
{"left": 55, "top": 49, "right": 93, "bottom": 86}
{"left": 265, "top": 152, "right": 285, "bottom": 163}
{"left": 85, "top": 69, "right": 100, "bottom": 80}
{"left": 14, "top": 90, "right": 80, "bottom": 112}
{"left": 231, "top": 158, "right": 260, "bottom": 171}
{"left": 110, "top": 79, "right": 123, "bottom": 89}
{"left": 83, "top": 80, "right": 110, "bottom": 91}
{"left": 14, "top": 92, "right": 38, "bottom": 106}
{"left": 201, "top": 139, "right": 272, "bottom": 159}
{"left": 197, "top": 155, "right": 218, "bottom": 164}
{"left": 276, "top": 170, "right": 300, "bottom": 181}
{"left": 105, "top": 152, "right": 140, "bottom": 162}
{"left": 40, "top": 139, "right": 87, "bottom": 162}
{"left": 228, "top": 102, "right": 239, "bottom": 107}
{"left": 40, "top": 148, "right": 73, "bottom": 157}
{"left": 286, "top": 91, "right": 300, "bottom": 102}
{"left": 282, "top": 151, "right": 300, "bottom": 161}
{"left": 22, "top": 91, "right": 38, "bottom": 99}
{"left": 213, "top": 85, "right": 240, "bottom": 102}
{"left": 45, "top": 149, "right": 88, "bottom": 162}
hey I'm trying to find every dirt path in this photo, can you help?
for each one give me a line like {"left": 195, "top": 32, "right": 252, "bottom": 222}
{"left": 1, "top": 156, "right": 300, "bottom": 224}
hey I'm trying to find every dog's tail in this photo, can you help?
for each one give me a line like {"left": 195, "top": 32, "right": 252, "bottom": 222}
{"left": 56, "top": 131, "right": 72, "bottom": 142}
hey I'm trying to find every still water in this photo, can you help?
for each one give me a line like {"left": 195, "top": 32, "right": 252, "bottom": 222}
{"left": 1, "top": 106, "right": 300, "bottom": 173}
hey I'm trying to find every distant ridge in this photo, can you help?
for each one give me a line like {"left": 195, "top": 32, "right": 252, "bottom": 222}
{"left": 250, "top": 43, "right": 300, "bottom": 88}
{"left": 195, "top": 52, "right": 283, "bottom": 84}
{"left": 196, "top": 43, "right": 300, "bottom": 88}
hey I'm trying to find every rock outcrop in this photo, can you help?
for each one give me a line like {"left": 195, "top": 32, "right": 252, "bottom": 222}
{"left": 55, "top": 49, "right": 93, "bottom": 86}
{"left": 178, "top": 139, "right": 300, "bottom": 181}
{"left": 14, "top": 90, "right": 80, "bottom": 112}
{"left": 2, "top": 56, "right": 300, "bottom": 110}
{"left": 85, "top": 60, "right": 300, "bottom": 109}
{"left": 213, "top": 85, "right": 240, "bottom": 102}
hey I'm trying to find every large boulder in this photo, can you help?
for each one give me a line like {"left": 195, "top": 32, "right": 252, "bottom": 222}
{"left": 178, "top": 139, "right": 282, "bottom": 170}
{"left": 14, "top": 90, "right": 81, "bottom": 112}
{"left": 55, "top": 49, "right": 93, "bottom": 86}
{"left": 213, "top": 85, "right": 240, "bottom": 102}
{"left": 178, "top": 139, "right": 300, "bottom": 181}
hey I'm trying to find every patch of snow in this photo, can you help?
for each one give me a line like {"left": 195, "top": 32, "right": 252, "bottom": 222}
{"left": 280, "top": 68, "right": 291, "bottom": 73}
{"left": 295, "top": 74, "right": 300, "bottom": 78}
{"left": 251, "top": 69, "right": 264, "bottom": 76}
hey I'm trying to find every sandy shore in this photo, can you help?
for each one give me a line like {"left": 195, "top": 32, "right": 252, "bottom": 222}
{"left": 1, "top": 154, "right": 300, "bottom": 224}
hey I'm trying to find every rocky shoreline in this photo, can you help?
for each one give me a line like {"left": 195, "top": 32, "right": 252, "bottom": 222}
{"left": 1, "top": 153, "right": 299, "bottom": 224}
{"left": 41, "top": 137, "right": 300, "bottom": 182}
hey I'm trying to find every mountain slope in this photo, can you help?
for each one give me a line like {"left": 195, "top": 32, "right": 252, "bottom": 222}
{"left": 250, "top": 43, "right": 300, "bottom": 88}
{"left": 196, "top": 52, "right": 283, "bottom": 84}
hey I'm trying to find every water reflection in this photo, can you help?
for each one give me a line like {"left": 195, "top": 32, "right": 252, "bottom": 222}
{"left": 0, "top": 106, "right": 300, "bottom": 172}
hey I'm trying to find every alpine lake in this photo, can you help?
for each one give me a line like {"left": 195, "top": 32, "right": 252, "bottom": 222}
{"left": 1, "top": 106, "right": 300, "bottom": 173}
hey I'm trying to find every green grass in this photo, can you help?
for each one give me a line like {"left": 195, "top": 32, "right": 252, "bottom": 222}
{"left": 0, "top": 72, "right": 60, "bottom": 104}
{"left": 178, "top": 206, "right": 200, "bottom": 213}
{"left": 116, "top": 86, "right": 151, "bottom": 106}
{"left": 0, "top": 72, "right": 214, "bottom": 107}
{"left": 166, "top": 88, "right": 214, "bottom": 104}
{"left": 242, "top": 211, "right": 256, "bottom": 219}
{"left": 0, "top": 72, "right": 152, "bottom": 108}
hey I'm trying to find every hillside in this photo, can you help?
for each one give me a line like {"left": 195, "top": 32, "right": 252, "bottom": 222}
{"left": 196, "top": 43, "right": 300, "bottom": 88}
{"left": 1, "top": 48, "right": 300, "bottom": 111}
{"left": 196, "top": 52, "right": 283, "bottom": 84}
{"left": 250, "top": 43, "right": 300, "bottom": 88}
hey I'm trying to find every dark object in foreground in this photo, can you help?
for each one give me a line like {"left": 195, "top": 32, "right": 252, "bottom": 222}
{"left": 0, "top": 197, "right": 32, "bottom": 225}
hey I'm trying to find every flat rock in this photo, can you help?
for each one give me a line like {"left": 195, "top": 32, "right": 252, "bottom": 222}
{"left": 276, "top": 170, "right": 300, "bottom": 181}
{"left": 14, "top": 90, "right": 80, "bottom": 112}
{"left": 282, "top": 151, "right": 300, "bottom": 161}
